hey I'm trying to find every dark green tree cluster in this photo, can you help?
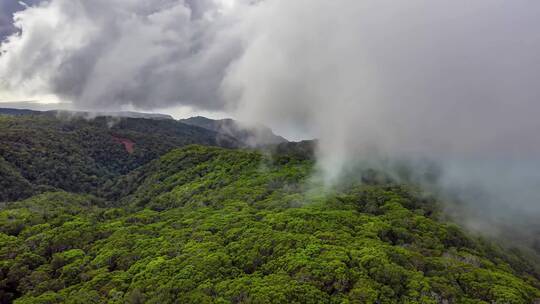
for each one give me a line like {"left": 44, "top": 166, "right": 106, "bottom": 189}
{"left": 0, "top": 115, "right": 239, "bottom": 202}
{"left": 0, "top": 156, "right": 34, "bottom": 202}
{"left": 1, "top": 145, "right": 538, "bottom": 303}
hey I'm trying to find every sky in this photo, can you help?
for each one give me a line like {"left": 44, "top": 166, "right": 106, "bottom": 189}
{"left": 0, "top": 0, "right": 53, "bottom": 102}
{"left": 1, "top": 0, "right": 540, "bottom": 234}
{"left": 0, "top": 1, "right": 29, "bottom": 39}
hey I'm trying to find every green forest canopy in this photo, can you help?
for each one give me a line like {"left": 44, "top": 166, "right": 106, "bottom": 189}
{"left": 1, "top": 145, "right": 539, "bottom": 303}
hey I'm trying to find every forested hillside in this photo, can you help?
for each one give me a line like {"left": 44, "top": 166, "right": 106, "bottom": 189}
{"left": 0, "top": 114, "right": 239, "bottom": 202}
{"left": 1, "top": 144, "right": 539, "bottom": 303}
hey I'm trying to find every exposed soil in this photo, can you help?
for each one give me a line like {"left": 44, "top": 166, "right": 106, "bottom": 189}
{"left": 112, "top": 136, "right": 135, "bottom": 154}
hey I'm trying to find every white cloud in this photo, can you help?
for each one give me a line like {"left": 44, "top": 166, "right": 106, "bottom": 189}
{"left": 0, "top": 0, "right": 246, "bottom": 111}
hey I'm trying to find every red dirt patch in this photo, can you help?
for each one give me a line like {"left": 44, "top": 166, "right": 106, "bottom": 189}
{"left": 112, "top": 136, "right": 135, "bottom": 154}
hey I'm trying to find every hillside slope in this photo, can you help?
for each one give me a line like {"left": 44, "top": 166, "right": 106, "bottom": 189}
{"left": 0, "top": 156, "right": 35, "bottom": 202}
{"left": 0, "top": 114, "right": 240, "bottom": 202}
{"left": 1, "top": 146, "right": 538, "bottom": 303}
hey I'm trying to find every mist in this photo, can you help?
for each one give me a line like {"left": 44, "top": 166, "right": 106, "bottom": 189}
{"left": 1, "top": 0, "right": 540, "bottom": 245}
{"left": 223, "top": 0, "right": 540, "bottom": 241}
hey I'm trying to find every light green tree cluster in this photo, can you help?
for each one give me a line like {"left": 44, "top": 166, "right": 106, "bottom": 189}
{"left": 0, "top": 146, "right": 538, "bottom": 303}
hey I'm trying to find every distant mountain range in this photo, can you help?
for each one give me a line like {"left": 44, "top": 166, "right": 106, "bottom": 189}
{"left": 0, "top": 107, "right": 174, "bottom": 120}
{"left": 0, "top": 107, "right": 287, "bottom": 147}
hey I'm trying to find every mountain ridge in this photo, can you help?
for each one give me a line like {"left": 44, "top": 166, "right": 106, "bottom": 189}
{"left": 180, "top": 116, "right": 288, "bottom": 147}
{"left": 0, "top": 107, "right": 288, "bottom": 147}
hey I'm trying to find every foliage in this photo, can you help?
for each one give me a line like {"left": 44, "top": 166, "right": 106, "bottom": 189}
{"left": 1, "top": 145, "right": 538, "bottom": 303}
{"left": 0, "top": 156, "right": 35, "bottom": 202}
{"left": 0, "top": 115, "right": 239, "bottom": 202}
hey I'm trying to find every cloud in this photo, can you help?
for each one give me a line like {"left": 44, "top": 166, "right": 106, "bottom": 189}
{"left": 227, "top": 0, "right": 540, "bottom": 158}
{"left": 222, "top": 0, "right": 540, "bottom": 239}
{"left": 0, "top": 0, "right": 43, "bottom": 39}
{"left": 0, "top": 0, "right": 244, "bottom": 111}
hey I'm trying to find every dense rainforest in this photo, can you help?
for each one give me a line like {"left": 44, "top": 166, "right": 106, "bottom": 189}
{"left": 0, "top": 110, "right": 539, "bottom": 303}
{"left": 0, "top": 112, "right": 240, "bottom": 202}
